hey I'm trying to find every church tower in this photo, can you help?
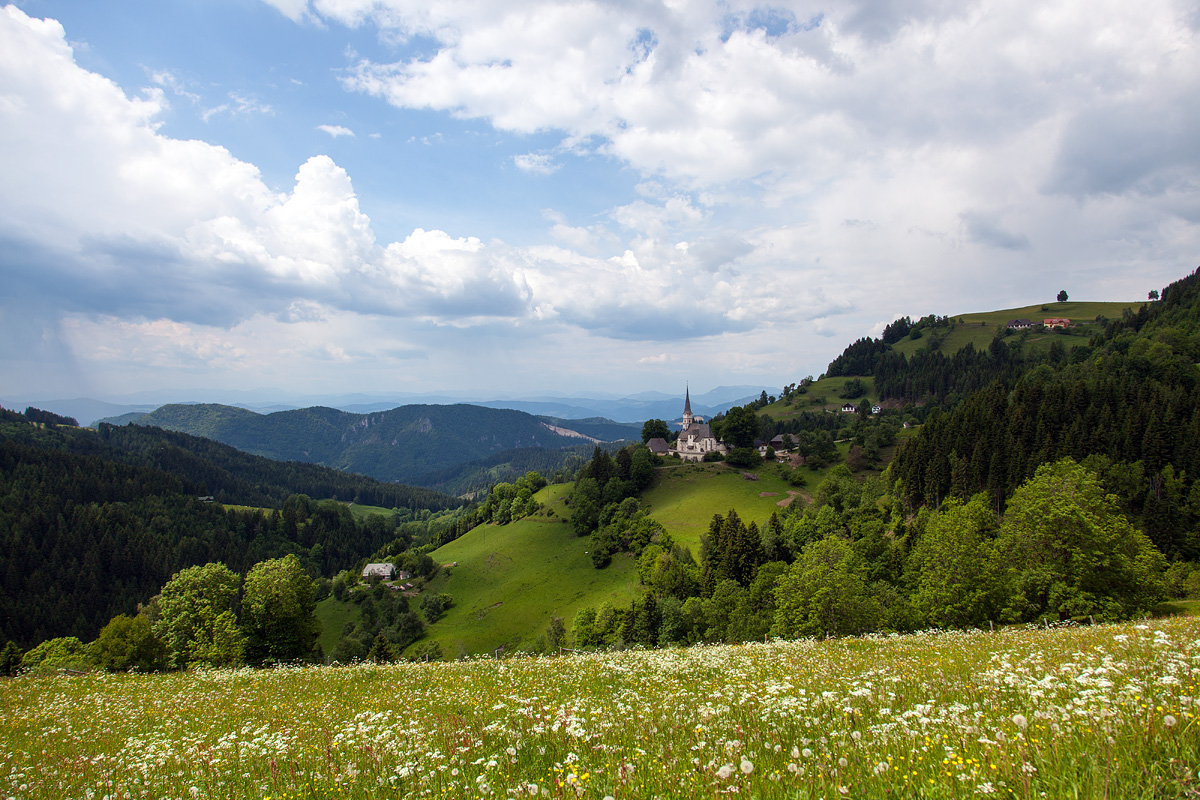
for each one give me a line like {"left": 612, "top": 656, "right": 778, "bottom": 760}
{"left": 681, "top": 385, "right": 693, "bottom": 428}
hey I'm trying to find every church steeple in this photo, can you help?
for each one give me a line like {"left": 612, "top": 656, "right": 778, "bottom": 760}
{"left": 682, "top": 385, "right": 693, "bottom": 428}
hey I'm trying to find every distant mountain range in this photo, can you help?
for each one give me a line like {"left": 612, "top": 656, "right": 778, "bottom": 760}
{"left": 2, "top": 386, "right": 774, "bottom": 428}
{"left": 119, "top": 403, "right": 642, "bottom": 486}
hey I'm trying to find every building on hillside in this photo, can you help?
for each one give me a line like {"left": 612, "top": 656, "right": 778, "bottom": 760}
{"left": 871, "top": 404, "right": 882, "bottom": 414}
{"left": 1006, "top": 319, "right": 1033, "bottom": 329}
{"left": 670, "top": 387, "right": 727, "bottom": 462}
{"left": 646, "top": 437, "right": 670, "bottom": 456}
{"left": 1043, "top": 318, "right": 1070, "bottom": 329}
{"left": 841, "top": 402, "right": 857, "bottom": 413}
{"left": 362, "top": 563, "right": 395, "bottom": 581}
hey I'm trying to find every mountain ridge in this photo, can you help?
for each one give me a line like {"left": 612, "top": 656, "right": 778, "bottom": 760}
{"left": 132, "top": 402, "right": 620, "bottom": 485}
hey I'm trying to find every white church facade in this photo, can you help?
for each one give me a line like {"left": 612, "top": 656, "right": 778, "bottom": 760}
{"left": 670, "top": 387, "right": 727, "bottom": 462}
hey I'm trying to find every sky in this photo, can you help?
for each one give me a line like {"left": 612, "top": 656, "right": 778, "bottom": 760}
{"left": 1, "top": 0, "right": 1198, "bottom": 403}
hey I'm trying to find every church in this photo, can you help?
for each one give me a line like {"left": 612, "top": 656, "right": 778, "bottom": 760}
{"left": 670, "top": 387, "right": 727, "bottom": 462}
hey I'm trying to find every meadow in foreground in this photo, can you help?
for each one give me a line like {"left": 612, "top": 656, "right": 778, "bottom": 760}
{"left": 2, "top": 617, "right": 1197, "bottom": 800}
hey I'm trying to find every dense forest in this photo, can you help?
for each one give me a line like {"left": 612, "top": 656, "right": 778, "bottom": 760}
{"left": 890, "top": 269, "right": 1200, "bottom": 559}
{"left": 0, "top": 418, "right": 463, "bottom": 648}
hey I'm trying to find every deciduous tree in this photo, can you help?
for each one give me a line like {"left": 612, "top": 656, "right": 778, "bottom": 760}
{"left": 154, "top": 562, "right": 241, "bottom": 669}
{"left": 241, "top": 554, "right": 318, "bottom": 665}
{"left": 997, "top": 458, "right": 1166, "bottom": 621}
{"left": 95, "top": 614, "right": 166, "bottom": 672}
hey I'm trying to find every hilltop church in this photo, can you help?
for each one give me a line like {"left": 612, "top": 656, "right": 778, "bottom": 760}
{"left": 670, "top": 387, "right": 727, "bottom": 462}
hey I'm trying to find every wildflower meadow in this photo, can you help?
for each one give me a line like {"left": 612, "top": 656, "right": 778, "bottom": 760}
{"left": 2, "top": 616, "right": 1197, "bottom": 800}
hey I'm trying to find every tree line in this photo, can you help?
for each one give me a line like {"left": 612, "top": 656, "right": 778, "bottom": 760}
{"left": 11, "top": 555, "right": 320, "bottom": 674}
{"left": 567, "top": 457, "right": 1172, "bottom": 650}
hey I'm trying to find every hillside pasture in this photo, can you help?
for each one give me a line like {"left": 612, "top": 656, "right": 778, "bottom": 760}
{"left": 423, "top": 493, "right": 639, "bottom": 657}
{"left": 765, "top": 301, "right": 1145, "bottom": 418}
{"left": 2, "top": 616, "right": 1195, "bottom": 800}
{"left": 315, "top": 595, "right": 361, "bottom": 657}
{"left": 643, "top": 460, "right": 826, "bottom": 550}
{"left": 890, "top": 300, "right": 1141, "bottom": 360}
{"left": 766, "top": 375, "right": 879, "bottom": 416}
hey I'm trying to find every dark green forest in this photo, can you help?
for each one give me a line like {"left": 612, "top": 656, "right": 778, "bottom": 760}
{"left": 0, "top": 419, "right": 461, "bottom": 648}
{"left": 890, "top": 269, "right": 1200, "bottom": 559}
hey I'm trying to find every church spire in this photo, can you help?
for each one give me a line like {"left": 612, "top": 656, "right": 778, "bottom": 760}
{"left": 682, "top": 384, "right": 693, "bottom": 427}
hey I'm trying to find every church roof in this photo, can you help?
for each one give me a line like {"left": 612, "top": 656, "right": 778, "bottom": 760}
{"left": 683, "top": 385, "right": 692, "bottom": 416}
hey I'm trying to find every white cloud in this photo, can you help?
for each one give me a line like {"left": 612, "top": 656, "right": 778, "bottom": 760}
{"left": 0, "top": 5, "right": 787, "bottom": 345}
{"left": 5, "top": 1, "right": 1200, "bottom": 396}
{"left": 317, "top": 123, "right": 355, "bottom": 137}
{"left": 513, "top": 152, "right": 558, "bottom": 174}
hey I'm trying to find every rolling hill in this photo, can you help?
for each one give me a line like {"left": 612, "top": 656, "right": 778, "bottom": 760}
{"left": 410, "top": 457, "right": 843, "bottom": 656}
{"left": 132, "top": 403, "right": 624, "bottom": 485}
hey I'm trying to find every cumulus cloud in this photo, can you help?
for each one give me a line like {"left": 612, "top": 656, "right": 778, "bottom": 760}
{"left": 0, "top": 5, "right": 782, "bottom": 347}
{"left": 6, "top": 0, "right": 1200, "bottom": 395}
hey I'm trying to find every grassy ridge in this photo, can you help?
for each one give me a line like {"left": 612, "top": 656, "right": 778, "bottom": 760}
{"left": 642, "top": 461, "right": 820, "bottom": 549}
{"left": 3, "top": 617, "right": 1195, "bottom": 799}
{"left": 423, "top": 484, "right": 639, "bottom": 656}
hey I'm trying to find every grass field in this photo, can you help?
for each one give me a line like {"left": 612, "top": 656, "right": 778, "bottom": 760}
{"left": 314, "top": 595, "right": 361, "bottom": 657}
{"left": 642, "top": 460, "right": 827, "bottom": 550}
{"left": 421, "top": 486, "right": 640, "bottom": 657}
{"left": 4, "top": 616, "right": 1195, "bottom": 800}
{"left": 343, "top": 502, "right": 403, "bottom": 520}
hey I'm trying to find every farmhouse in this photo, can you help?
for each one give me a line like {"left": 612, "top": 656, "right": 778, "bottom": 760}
{"left": 1044, "top": 318, "right": 1071, "bottom": 329}
{"left": 1006, "top": 319, "right": 1033, "bottom": 329}
{"left": 646, "top": 437, "right": 670, "bottom": 456}
{"left": 841, "top": 403, "right": 857, "bottom": 413}
{"left": 362, "top": 563, "right": 395, "bottom": 581}
{"left": 670, "top": 387, "right": 727, "bottom": 462}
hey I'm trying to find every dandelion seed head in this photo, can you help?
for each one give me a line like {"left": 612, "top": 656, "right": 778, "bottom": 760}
{"left": 740, "top": 758, "right": 754, "bottom": 774}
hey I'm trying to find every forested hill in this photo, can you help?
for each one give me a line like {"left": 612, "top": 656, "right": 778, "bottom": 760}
{"left": 0, "top": 419, "right": 460, "bottom": 511}
{"left": 0, "top": 416, "right": 465, "bottom": 648}
{"left": 134, "top": 403, "right": 603, "bottom": 484}
{"left": 890, "top": 267, "right": 1200, "bottom": 559}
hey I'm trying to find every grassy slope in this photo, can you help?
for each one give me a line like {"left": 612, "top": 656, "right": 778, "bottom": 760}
{"left": 761, "top": 376, "right": 878, "bottom": 416}
{"left": 642, "top": 460, "right": 820, "bottom": 550}
{"left": 315, "top": 595, "right": 361, "bottom": 656}
{"left": 422, "top": 484, "right": 639, "bottom": 657}
{"left": 417, "top": 459, "right": 861, "bottom": 656}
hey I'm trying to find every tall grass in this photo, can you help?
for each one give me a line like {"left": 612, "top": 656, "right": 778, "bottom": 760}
{"left": 2, "top": 617, "right": 1196, "bottom": 799}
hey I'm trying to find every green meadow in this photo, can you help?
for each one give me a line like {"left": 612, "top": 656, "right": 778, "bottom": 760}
{"left": 892, "top": 299, "right": 1142, "bottom": 360}
{"left": 3, "top": 617, "right": 1195, "bottom": 799}
{"left": 314, "top": 595, "right": 361, "bottom": 657}
{"left": 642, "top": 460, "right": 817, "bottom": 550}
{"left": 419, "top": 487, "right": 640, "bottom": 657}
